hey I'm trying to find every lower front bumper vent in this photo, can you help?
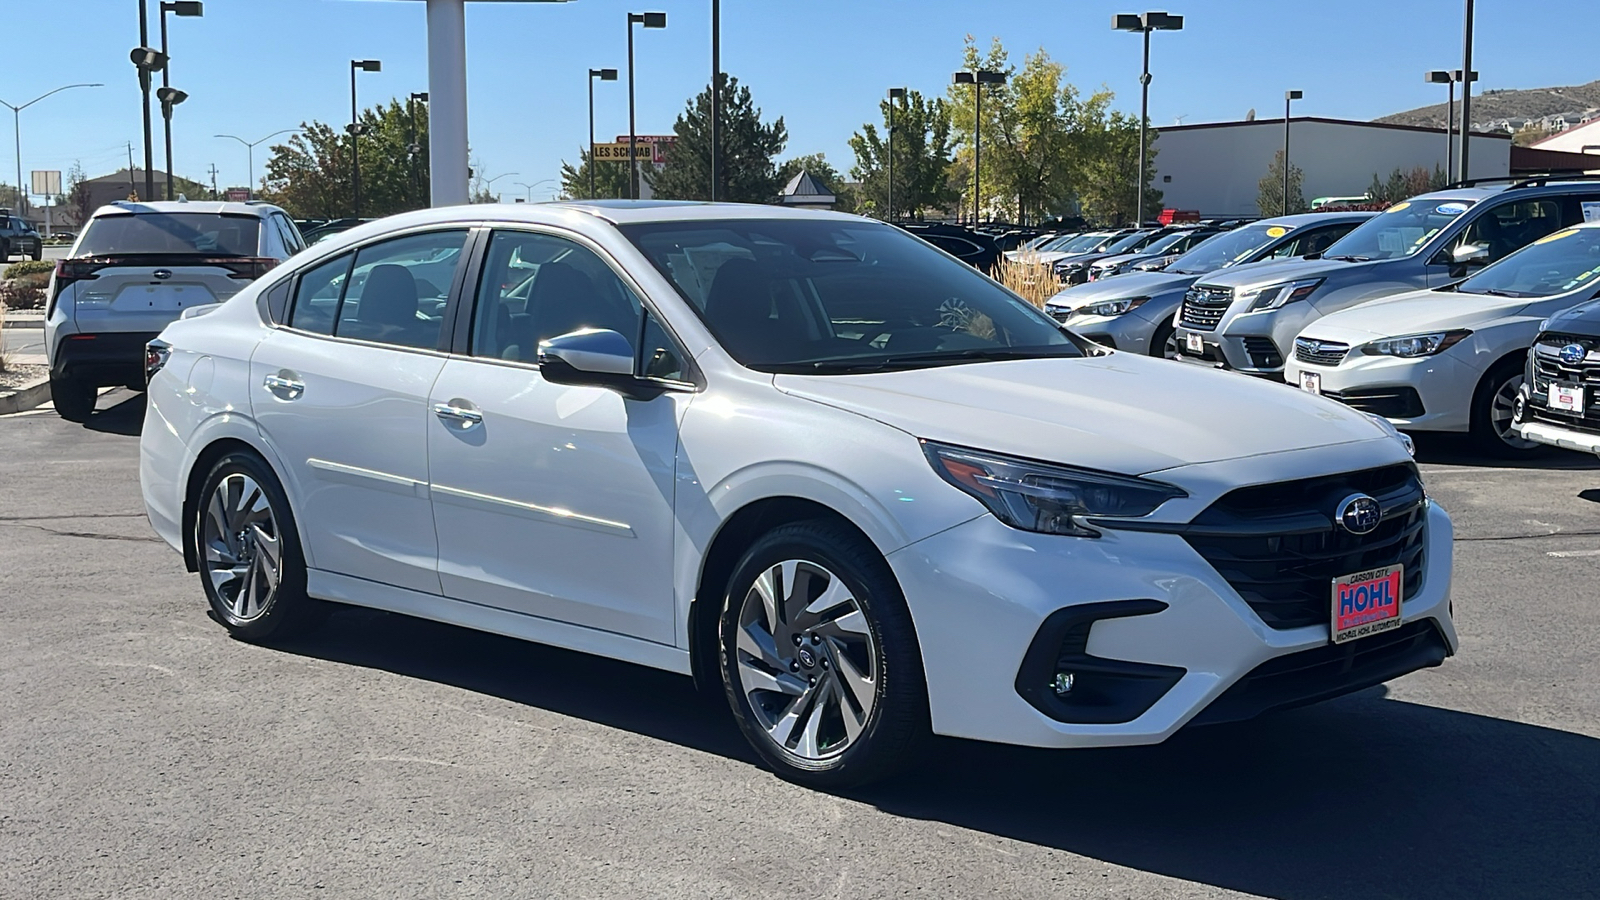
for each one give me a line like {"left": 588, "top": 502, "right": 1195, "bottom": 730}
{"left": 1015, "top": 599, "right": 1184, "bottom": 724}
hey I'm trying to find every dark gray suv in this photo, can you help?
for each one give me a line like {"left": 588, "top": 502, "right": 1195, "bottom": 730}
{"left": 0, "top": 212, "right": 43, "bottom": 261}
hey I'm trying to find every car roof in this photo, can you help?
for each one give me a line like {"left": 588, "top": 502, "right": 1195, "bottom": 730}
{"left": 1254, "top": 211, "right": 1378, "bottom": 227}
{"left": 90, "top": 200, "right": 286, "bottom": 218}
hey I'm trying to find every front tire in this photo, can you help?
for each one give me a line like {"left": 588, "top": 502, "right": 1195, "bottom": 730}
{"left": 1150, "top": 319, "right": 1179, "bottom": 359}
{"left": 195, "top": 452, "right": 326, "bottom": 642}
{"left": 30, "top": 245, "right": 41, "bottom": 261}
{"left": 1471, "top": 361, "right": 1542, "bottom": 457}
{"left": 50, "top": 375, "right": 96, "bottom": 422}
{"left": 719, "top": 521, "right": 927, "bottom": 789}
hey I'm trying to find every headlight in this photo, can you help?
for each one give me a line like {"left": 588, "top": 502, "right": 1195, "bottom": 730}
{"left": 923, "top": 441, "right": 1186, "bottom": 537}
{"left": 1080, "top": 296, "right": 1150, "bottom": 317}
{"left": 1240, "top": 278, "right": 1323, "bottom": 311}
{"left": 1359, "top": 330, "right": 1471, "bottom": 358}
{"left": 1365, "top": 413, "right": 1415, "bottom": 457}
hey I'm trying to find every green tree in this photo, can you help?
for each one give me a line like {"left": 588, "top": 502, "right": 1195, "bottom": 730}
{"left": 1076, "top": 111, "right": 1162, "bottom": 225}
{"left": 847, "top": 89, "right": 957, "bottom": 220}
{"left": 646, "top": 74, "right": 787, "bottom": 202}
{"left": 1364, "top": 165, "right": 1449, "bottom": 205}
{"left": 775, "top": 152, "right": 856, "bottom": 213}
{"left": 261, "top": 99, "right": 430, "bottom": 218}
{"left": 1257, "top": 150, "right": 1307, "bottom": 217}
{"left": 559, "top": 147, "right": 632, "bottom": 200}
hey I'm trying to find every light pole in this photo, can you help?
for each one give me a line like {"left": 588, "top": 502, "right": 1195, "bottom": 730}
{"left": 627, "top": 12, "right": 667, "bottom": 200}
{"left": 1425, "top": 70, "right": 1455, "bottom": 179}
{"left": 482, "top": 171, "right": 518, "bottom": 202}
{"left": 887, "top": 87, "right": 906, "bottom": 222}
{"left": 589, "top": 68, "right": 618, "bottom": 199}
{"left": 1114, "top": 11, "right": 1184, "bottom": 226}
{"left": 1, "top": 83, "right": 102, "bottom": 217}
{"left": 350, "top": 59, "right": 382, "bottom": 218}
{"left": 515, "top": 178, "right": 555, "bottom": 203}
{"left": 408, "top": 91, "right": 429, "bottom": 207}
{"left": 215, "top": 130, "right": 297, "bottom": 200}
{"left": 130, "top": 1, "right": 169, "bottom": 204}
{"left": 1458, "top": 0, "right": 1476, "bottom": 181}
{"left": 158, "top": 1, "right": 203, "bottom": 200}
{"left": 710, "top": 0, "right": 720, "bottom": 201}
{"left": 1283, "top": 89, "right": 1302, "bottom": 215}
{"left": 952, "top": 69, "right": 1006, "bottom": 224}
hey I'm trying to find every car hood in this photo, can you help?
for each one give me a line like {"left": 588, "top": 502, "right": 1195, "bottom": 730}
{"left": 1046, "top": 271, "right": 1199, "bottom": 308}
{"left": 1299, "top": 289, "right": 1528, "bottom": 342}
{"left": 1195, "top": 256, "right": 1369, "bottom": 289}
{"left": 774, "top": 353, "right": 1387, "bottom": 475}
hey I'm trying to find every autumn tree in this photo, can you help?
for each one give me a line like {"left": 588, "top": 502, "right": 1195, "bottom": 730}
{"left": 647, "top": 74, "right": 787, "bottom": 203}
{"left": 848, "top": 89, "right": 957, "bottom": 220}
{"left": 261, "top": 99, "right": 431, "bottom": 218}
{"left": 1077, "top": 111, "right": 1161, "bottom": 225}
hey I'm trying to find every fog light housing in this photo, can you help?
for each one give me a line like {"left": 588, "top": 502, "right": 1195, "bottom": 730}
{"left": 1052, "top": 672, "right": 1076, "bottom": 695}
{"left": 1015, "top": 599, "right": 1185, "bottom": 724}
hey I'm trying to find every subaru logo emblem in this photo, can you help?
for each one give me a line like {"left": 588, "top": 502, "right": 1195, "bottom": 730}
{"left": 1337, "top": 493, "right": 1382, "bottom": 535}
{"left": 152, "top": 269, "right": 173, "bottom": 280}
{"left": 1559, "top": 343, "right": 1586, "bottom": 365}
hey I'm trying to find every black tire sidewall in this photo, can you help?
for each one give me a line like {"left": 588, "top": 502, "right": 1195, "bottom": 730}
{"left": 1472, "top": 362, "right": 1540, "bottom": 458}
{"left": 1150, "top": 320, "right": 1177, "bottom": 359}
{"left": 718, "top": 521, "right": 926, "bottom": 788}
{"left": 50, "top": 376, "right": 94, "bottom": 422}
{"left": 195, "top": 451, "right": 318, "bottom": 642}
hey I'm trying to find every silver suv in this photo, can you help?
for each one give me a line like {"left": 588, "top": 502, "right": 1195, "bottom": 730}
{"left": 1174, "top": 177, "right": 1600, "bottom": 376}
{"left": 45, "top": 200, "right": 305, "bottom": 421}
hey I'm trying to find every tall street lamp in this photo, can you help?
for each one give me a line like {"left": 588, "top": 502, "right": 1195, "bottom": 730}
{"left": 408, "top": 91, "right": 429, "bottom": 207}
{"left": 1, "top": 83, "right": 102, "bottom": 217}
{"left": 952, "top": 69, "right": 1006, "bottom": 224}
{"left": 1458, "top": 0, "right": 1476, "bottom": 181}
{"left": 589, "top": 68, "right": 618, "bottom": 199}
{"left": 1426, "top": 69, "right": 1477, "bottom": 182}
{"left": 627, "top": 12, "right": 667, "bottom": 200}
{"left": 1114, "top": 11, "right": 1184, "bottom": 226}
{"left": 515, "top": 178, "right": 555, "bottom": 203}
{"left": 350, "top": 59, "right": 382, "bottom": 218}
{"left": 887, "top": 87, "right": 906, "bottom": 222}
{"left": 159, "top": 1, "right": 204, "bottom": 200}
{"left": 710, "top": 0, "right": 720, "bottom": 201}
{"left": 130, "top": 0, "right": 169, "bottom": 204}
{"left": 216, "top": 130, "right": 297, "bottom": 200}
{"left": 1283, "top": 89, "right": 1302, "bottom": 215}
{"left": 482, "top": 171, "right": 517, "bottom": 202}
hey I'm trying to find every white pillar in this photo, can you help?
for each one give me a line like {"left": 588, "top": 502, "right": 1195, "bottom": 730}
{"left": 426, "top": 0, "right": 470, "bottom": 207}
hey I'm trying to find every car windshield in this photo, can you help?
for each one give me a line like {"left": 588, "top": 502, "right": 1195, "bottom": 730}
{"left": 621, "top": 218, "right": 1084, "bottom": 374}
{"left": 1103, "top": 231, "right": 1157, "bottom": 255}
{"left": 1320, "top": 198, "right": 1476, "bottom": 261}
{"left": 77, "top": 212, "right": 261, "bottom": 256}
{"left": 1137, "top": 231, "right": 1194, "bottom": 256}
{"left": 1166, "top": 224, "right": 1285, "bottom": 274}
{"left": 1456, "top": 227, "right": 1600, "bottom": 298}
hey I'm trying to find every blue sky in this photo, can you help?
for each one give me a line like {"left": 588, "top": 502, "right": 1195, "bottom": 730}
{"left": 5, "top": 0, "right": 1595, "bottom": 200}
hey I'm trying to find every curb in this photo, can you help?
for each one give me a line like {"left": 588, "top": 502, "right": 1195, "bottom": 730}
{"left": 3, "top": 317, "right": 44, "bottom": 329}
{"left": 0, "top": 377, "right": 50, "bottom": 415}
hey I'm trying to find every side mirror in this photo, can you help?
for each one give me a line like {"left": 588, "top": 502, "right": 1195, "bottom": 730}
{"left": 1452, "top": 243, "right": 1490, "bottom": 264}
{"left": 537, "top": 328, "right": 659, "bottom": 399}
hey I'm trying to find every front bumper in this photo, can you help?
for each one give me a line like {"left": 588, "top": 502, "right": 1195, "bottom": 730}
{"left": 888, "top": 503, "right": 1456, "bottom": 749}
{"left": 1285, "top": 350, "right": 1479, "bottom": 433}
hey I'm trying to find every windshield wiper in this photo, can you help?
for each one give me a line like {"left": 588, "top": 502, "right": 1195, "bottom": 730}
{"left": 1327, "top": 255, "right": 1371, "bottom": 263}
{"left": 1474, "top": 288, "right": 1523, "bottom": 297}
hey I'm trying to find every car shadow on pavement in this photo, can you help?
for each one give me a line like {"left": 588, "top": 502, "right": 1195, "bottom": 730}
{"left": 1411, "top": 432, "right": 1600, "bottom": 469}
{"left": 280, "top": 606, "right": 1599, "bottom": 900}
{"left": 81, "top": 391, "right": 145, "bottom": 437}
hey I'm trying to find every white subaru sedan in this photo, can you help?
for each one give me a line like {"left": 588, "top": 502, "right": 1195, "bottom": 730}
{"left": 1286, "top": 223, "right": 1600, "bottom": 456}
{"left": 139, "top": 202, "right": 1457, "bottom": 788}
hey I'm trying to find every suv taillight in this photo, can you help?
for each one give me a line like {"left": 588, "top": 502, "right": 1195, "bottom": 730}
{"left": 48, "top": 260, "right": 104, "bottom": 317}
{"left": 215, "top": 257, "right": 280, "bottom": 281}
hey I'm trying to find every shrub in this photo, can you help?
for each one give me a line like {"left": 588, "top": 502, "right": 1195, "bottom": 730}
{"left": 0, "top": 280, "right": 45, "bottom": 310}
{"left": 4, "top": 259, "right": 54, "bottom": 281}
{"left": 992, "top": 253, "right": 1060, "bottom": 310}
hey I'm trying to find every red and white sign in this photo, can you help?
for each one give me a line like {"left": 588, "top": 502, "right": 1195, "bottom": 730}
{"left": 1331, "top": 565, "right": 1403, "bottom": 644}
{"left": 225, "top": 188, "right": 251, "bottom": 202}
{"left": 617, "top": 135, "right": 677, "bottom": 164}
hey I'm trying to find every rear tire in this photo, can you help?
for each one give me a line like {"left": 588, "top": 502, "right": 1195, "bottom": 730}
{"left": 0, "top": 240, "right": 9, "bottom": 262}
{"left": 50, "top": 375, "right": 96, "bottom": 422}
{"left": 30, "top": 245, "right": 41, "bottom": 261}
{"left": 195, "top": 452, "right": 327, "bottom": 642}
{"left": 719, "top": 520, "right": 927, "bottom": 789}
{"left": 1471, "top": 360, "right": 1543, "bottom": 458}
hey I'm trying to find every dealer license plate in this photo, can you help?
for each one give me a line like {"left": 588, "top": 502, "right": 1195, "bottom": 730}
{"left": 1185, "top": 332, "right": 1204, "bottom": 354}
{"left": 1550, "top": 382, "right": 1586, "bottom": 415}
{"left": 1332, "top": 565, "right": 1403, "bottom": 645}
{"left": 1299, "top": 371, "right": 1321, "bottom": 395}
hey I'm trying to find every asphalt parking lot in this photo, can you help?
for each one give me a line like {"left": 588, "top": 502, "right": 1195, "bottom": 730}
{"left": 2, "top": 391, "right": 1598, "bottom": 899}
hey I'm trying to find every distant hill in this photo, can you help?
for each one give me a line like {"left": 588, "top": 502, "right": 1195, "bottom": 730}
{"left": 1376, "top": 79, "right": 1600, "bottom": 130}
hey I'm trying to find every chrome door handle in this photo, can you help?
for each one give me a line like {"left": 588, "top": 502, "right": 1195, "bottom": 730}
{"left": 263, "top": 373, "right": 305, "bottom": 400}
{"left": 432, "top": 401, "right": 484, "bottom": 428}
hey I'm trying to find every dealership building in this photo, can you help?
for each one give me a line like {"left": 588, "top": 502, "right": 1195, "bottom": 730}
{"left": 1151, "top": 116, "right": 1512, "bottom": 218}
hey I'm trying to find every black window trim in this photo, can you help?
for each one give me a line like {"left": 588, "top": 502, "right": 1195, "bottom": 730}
{"left": 451, "top": 222, "right": 702, "bottom": 391}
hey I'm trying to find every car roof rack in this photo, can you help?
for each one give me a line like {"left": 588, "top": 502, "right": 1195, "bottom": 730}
{"left": 1443, "top": 171, "right": 1600, "bottom": 191}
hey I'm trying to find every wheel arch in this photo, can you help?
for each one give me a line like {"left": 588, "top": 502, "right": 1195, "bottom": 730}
{"left": 1470, "top": 348, "right": 1532, "bottom": 427}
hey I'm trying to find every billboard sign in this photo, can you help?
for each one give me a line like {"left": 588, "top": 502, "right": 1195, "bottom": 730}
{"left": 31, "top": 170, "right": 62, "bottom": 196}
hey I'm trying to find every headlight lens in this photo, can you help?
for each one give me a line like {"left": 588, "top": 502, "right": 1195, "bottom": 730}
{"left": 1359, "top": 330, "right": 1471, "bottom": 358}
{"left": 1365, "top": 413, "right": 1415, "bottom": 457}
{"left": 1081, "top": 296, "right": 1150, "bottom": 317}
{"left": 1241, "top": 278, "right": 1324, "bottom": 311}
{"left": 923, "top": 441, "right": 1186, "bottom": 537}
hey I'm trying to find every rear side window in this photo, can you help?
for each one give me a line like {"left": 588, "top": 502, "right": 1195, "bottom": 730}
{"left": 288, "top": 253, "right": 353, "bottom": 336}
{"left": 334, "top": 230, "right": 468, "bottom": 350}
{"left": 77, "top": 212, "right": 262, "bottom": 256}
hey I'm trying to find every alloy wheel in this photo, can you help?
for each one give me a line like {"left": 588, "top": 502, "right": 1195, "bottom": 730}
{"left": 201, "top": 473, "right": 283, "bottom": 622}
{"left": 734, "top": 559, "right": 878, "bottom": 761}
{"left": 1491, "top": 373, "right": 1537, "bottom": 451}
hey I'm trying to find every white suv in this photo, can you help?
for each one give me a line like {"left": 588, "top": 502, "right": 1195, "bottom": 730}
{"left": 139, "top": 202, "right": 1456, "bottom": 788}
{"left": 45, "top": 200, "right": 305, "bottom": 421}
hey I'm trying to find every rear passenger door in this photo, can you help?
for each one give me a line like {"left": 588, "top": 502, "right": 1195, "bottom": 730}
{"left": 249, "top": 228, "right": 472, "bottom": 595}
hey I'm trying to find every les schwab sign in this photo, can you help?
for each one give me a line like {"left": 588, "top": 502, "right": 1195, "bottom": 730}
{"left": 593, "top": 135, "right": 676, "bottom": 164}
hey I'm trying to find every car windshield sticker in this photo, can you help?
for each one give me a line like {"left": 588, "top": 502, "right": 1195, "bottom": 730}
{"left": 1536, "top": 228, "right": 1578, "bottom": 245}
{"left": 1435, "top": 202, "right": 1470, "bottom": 216}
{"left": 1266, "top": 226, "right": 1288, "bottom": 238}
{"left": 1582, "top": 201, "right": 1600, "bottom": 223}
{"left": 1387, "top": 202, "right": 1411, "bottom": 214}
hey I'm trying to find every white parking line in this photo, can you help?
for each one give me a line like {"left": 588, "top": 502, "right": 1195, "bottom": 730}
{"left": 1545, "top": 549, "right": 1600, "bottom": 558}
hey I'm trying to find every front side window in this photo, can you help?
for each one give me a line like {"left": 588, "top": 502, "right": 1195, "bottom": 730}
{"left": 621, "top": 218, "right": 1082, "bottom": 374}
{"left": 1447, "top": 198, "right": 1564, "bottom": 265}
{"left": 76, "top": 212, "right": 263, "bottom": 256}
{"left": 1321, "top": 198, "right": 1477, "bottom": 262}
{"left": 1456, "top": 227, "right": 1600, "bottom": 298}
{"left": 470, "top": 230, "right": 642, "bottom": 363}
{"left": 335, "top": 230, "right": 467, "bottom": 350}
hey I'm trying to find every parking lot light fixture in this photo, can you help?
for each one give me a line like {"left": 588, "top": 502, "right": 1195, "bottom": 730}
{"left": 350, "top": 59, "right": 382, "bottom": 218}
{"left": 1425, "top": 70, "right": 1455, "bottom": 179}
{"left": 1284, "top": 90, "right": 1302, "bottom": 215}
{"left": 1115, "top": 11, "right": 1183, "bottom": 226}
{"left": 0, "top": 83, "right": 102, "bottom": 218}
{"left": 158, "top": 1, "right": 203, "bottom": 201}
{"left": 589, "top": 68, "right": 619, "bottom": 199}
{"left": 215, "top": 130, "right": 297, "bottom": 201}
{"left": 627, "top": 12, "right": 667, "bottom": 200}
{"left": 888, "top": 87, "right": 906, "bottom": 222}
{"left": 953, "top": 69, "right": 1007, "bottom": 224}
{"left": 1458, "top": 0, "right": 1476, "bottom": 181}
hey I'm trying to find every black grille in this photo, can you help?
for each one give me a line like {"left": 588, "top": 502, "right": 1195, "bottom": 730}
{"left": 1294, "top": 337, "right": 1351, "bottom": 366}
{"left": 1242, "top": 336, "right": 1283, "bottom": 369}
{"left": 1528, "top": 339, "right": 1600, "bottom": 435}
{"left": 1324, "top": 386, "right": 1426, "bottom": 419}
{"left": 1179, "top": 285, "right": 1232, "bottom": 331}
{"left": 1182, "top": 465, "right": 1427, "bottom": 630}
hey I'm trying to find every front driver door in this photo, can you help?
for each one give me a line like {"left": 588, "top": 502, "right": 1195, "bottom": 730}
{"left": 426, "top": 228, "right": 692, "bottom": 644}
